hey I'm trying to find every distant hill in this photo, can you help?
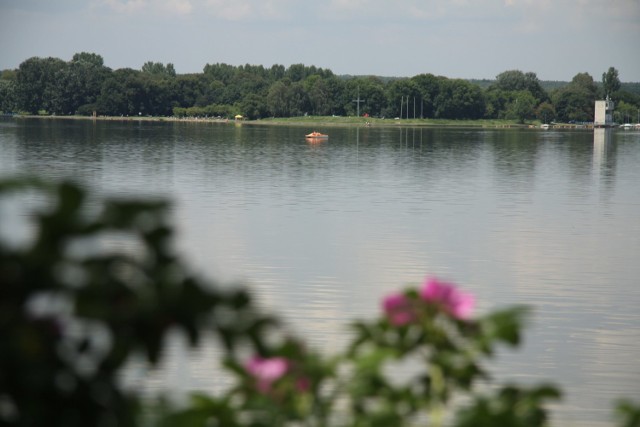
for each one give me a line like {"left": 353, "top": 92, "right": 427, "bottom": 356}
{"left": 467, "top": 79, "right": 640, "bottom": 96}
{"left": 467, "top": 79, "right": 571, "bottom": 91}
{"left": 621, "top": 82, "right": 640, "bottom": 96}
{"left": 466, "top": 79, "right": 493, "bottom": 89}
{"left": 335, "top": 75, "right": 640, "bottom": 95}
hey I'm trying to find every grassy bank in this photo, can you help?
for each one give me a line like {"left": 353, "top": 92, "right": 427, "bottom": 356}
{"left": 13, "top": 114, "right": 544, "bottom": 128}
{"left": 254, "top": 115, "right": 535, "bottom": 128}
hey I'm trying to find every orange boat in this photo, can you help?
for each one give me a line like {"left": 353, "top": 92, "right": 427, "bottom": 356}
{"left": 305, "top": 131, "right": 328, "bottom": 140}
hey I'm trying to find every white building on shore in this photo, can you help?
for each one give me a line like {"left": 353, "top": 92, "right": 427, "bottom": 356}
{"left": 594, "top": 96, "right": 614, "bottom": 128}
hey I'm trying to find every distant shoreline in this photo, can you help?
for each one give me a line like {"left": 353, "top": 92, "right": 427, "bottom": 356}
{"left": 8, "top": 114, "right": 594, "bottom": 129}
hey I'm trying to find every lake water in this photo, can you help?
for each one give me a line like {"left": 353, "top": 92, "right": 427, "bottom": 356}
{"left": 1, "top": 118, "right": 639, "bottom": 426}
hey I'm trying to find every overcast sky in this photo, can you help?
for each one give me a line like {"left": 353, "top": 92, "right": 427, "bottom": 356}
{"left": 1, "top": 0, "right": 639, "bottom": 82}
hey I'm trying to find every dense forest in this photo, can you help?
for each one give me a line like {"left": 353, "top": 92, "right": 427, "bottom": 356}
{"left": 1, "top": 52, "right": 639, "bottom": 123}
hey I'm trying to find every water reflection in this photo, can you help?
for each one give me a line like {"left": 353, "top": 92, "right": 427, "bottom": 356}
{"left": 593, "top": 128, "right": 618, "bottom": 194}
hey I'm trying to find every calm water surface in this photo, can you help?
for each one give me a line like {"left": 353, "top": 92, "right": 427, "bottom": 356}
{"left": 1, "top": 118, "right": 639, "bottom": 426}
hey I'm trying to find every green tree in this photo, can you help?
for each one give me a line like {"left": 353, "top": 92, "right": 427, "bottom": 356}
{"left": 1, "top": 70, "right": 18, "bottom": 113}
{"left": 385, "top": 78, "right": 421, "bottom": 118}
{"left": 571, "top": 72, "right": 599, "bottom": 97}
{"left": 265, "top": 79, "right": 310, "bottom": 117}
{"left": 505, "top": 91, "right": 536, "bottom": 123}
{"left": 229, "top": 70, "right": 269, "bottom": 106}
{"left": 170, "top": 74, "right": 207, "bottom": 108}
{"left": 536, "top": 101, "right": 556, "bottom": 123}
{"left": 484, "top": 89, "right": 511, "bottom": 119}
{"left": 72, "top": 52, "right": 105, "bottom": 68}
{"left": 0, "top": 79, "right": 17, "bottom": 113}
{"left": 195, "top": 79, "right": 225, "bottom": 107}
{"left": 238, "top": 92, "right": 269, "bottom": 119}
{"left": 287, "top": 81, "right": 310, "bottom": 116}
{"left": 141, "top": 75, "right": 174, "bottom": 116}
{"left": 493, "top": 70, "right": 547, "bottom": 102}
{"left": 343, "top": 77, "right": 386, "bottom": 117}
{"left": 434, "top": 78, "right": 485, "bottom": 119}
{"left": 202, "top": 62, "right": 236, "bottom": 84}
{"left": 602, "top": 66, "right": 621, "bottom": 97}
{"left": 486, "top": 70, "right": 547, "bottom": 119}
{"left": 49, "top": 53, "right": 111, "bottom": 115}
{"left": 304, "top": 74, "right": 343, "bottom": 116}
{"left": 96, "top": 68, "right": 147, "bottom": 116}
{"left": 285, "top": 63, "right": 308, "bottom": 82}
{"left": 551, "top": 72, "right": 598, "bottom": 122}
{"left": 283, "top": 63, "right": 330, "bottom": 83}
{"left": 610, "top": 90, "right": 640, "bottom": 111}
{"left": 269, "top": 64, "right": 286, "bottom": 81}
{"left": 1, "top": 69, "right": 17, "bottom": 81}
{"left": 614, "top": 100, "right": 637, "bottom": 124}
{"left": 141, "top": 61, "right": 176, "bottom": 77}
{"left": 266, "top": 80, "right": 290, "bottom": 117}
{"left": 411, "top": 73, "right": 443, "bottom": 118}
{"left": 15, "top": 57, "right": 67, "bottom": 114}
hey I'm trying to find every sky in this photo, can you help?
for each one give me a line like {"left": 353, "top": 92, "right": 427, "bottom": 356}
{"left": 1, "top": 0, "right": 639, "bottom": 82}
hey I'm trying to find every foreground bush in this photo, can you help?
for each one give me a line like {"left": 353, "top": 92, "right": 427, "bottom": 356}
{"left": 0, "top": 178, "right": 638, "bottom": 426}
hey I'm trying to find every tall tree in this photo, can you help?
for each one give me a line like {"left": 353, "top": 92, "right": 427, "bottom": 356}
{"left": 385, "top": 79, "right": 421, "bottom": 118}
{"left": 602, "top": 66, "right": 621, "bottom": 97}
{"left": 49, "top": 53, "right": 110, "bottom": 115}
{"left": 171, "top": 74, "right": 207, "bottom": 108}
{"left": 551, "top": 74, "right": 595, "bottom": 122}
{"left": 0, "top": 80, "right": 16, "bottom": 113}
{"left": 411, "top": 73, "right": 444, "bottom": 118}
{"left": 141, "top": 61, "right": 176, "bottom": 77}
{"left": 434, "top": 78, "right": 485, "bottom": 119}
{"left": 72, "top": 52, "right": 104, "bottom": 68}
{"left": 343, "top": 77, "right": 385, "bottom": 117}
{"left": 505, "top": 91, "right": 536, "bottom": 124}
{"left": 269, "top": 64, "right": 286, "bottom": 82}
{"left": 15, "top": 57, "right": 66, "bottom": 114}
{"left": 286, "top": 81, "right": 309, "bottom": 116}
{"left": 238, "top": 92, "right": 268, "bottom": 119}
{"left": 96, "top": 68, "right": 146, "bottom": 116}
{"left": 304, "top": 75, "right": 343, "bottom": 116}
{"left": 535, "top": 102, "right": 555, "bottom": 123}
{"left": 203, "top": 63, "right": 235, "bottom": 84}
{"left": 570, "top": 72, "right": 598, "bottom": 97}
{"left": 484, "top": 89, "right": 511, "bottom": 119}
{"left": 266, "top": 80, "right": 290, "bottom": 117}
{"left": 492, "top": 70, "right": 547, "bottom": 103}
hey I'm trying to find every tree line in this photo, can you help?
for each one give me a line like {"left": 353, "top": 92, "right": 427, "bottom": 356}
{"left": 1, "top": 52, "right": 639, "bottom": 123}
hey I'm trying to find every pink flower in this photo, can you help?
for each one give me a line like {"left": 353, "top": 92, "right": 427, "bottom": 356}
{"left": 245, "top": 356, "right": 290, "bottom": 393}
{"left": 383, "top": 293, "right": 417, "bottom": 326}
{"left": 420, "top": 277, "right": 475, "bottom": 320}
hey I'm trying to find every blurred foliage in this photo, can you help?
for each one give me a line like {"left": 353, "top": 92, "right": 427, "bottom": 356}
{"left": 1, "top": 177, "right": 638, "bottom": 427}
{"left": 616, "top": 400, "right": 640, "bottom": 427}
{"left": 0, "top": 177, "right": 275, "bottom": 426}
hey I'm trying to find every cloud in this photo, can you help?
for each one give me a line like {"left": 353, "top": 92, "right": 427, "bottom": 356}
{"left": 204, "top": 0, "right": 254, "bottom": 20}
{"left": 327, "top": 0, "right": 370, "bottom": 12}
{"left": 101, "top": 0, "right": 147, "bottom": 14}
{"left": 100, "top": 0, "right": 192, "bottom": 15}
{"left": 203, "top": 0, "right": 297, "bottom": 21}
{"left": 162, "top": 0, "right": 193, "bottom": 15}
{"left": 261, "top": 0, "right": 297, "bottom": 19}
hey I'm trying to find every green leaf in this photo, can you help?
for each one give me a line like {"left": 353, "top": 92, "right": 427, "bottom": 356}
{"left": 615, "top": 399, "right": 640, "bottom": 427}
{"left": 479, "top": 305, "right": 529, "bottom": 348}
